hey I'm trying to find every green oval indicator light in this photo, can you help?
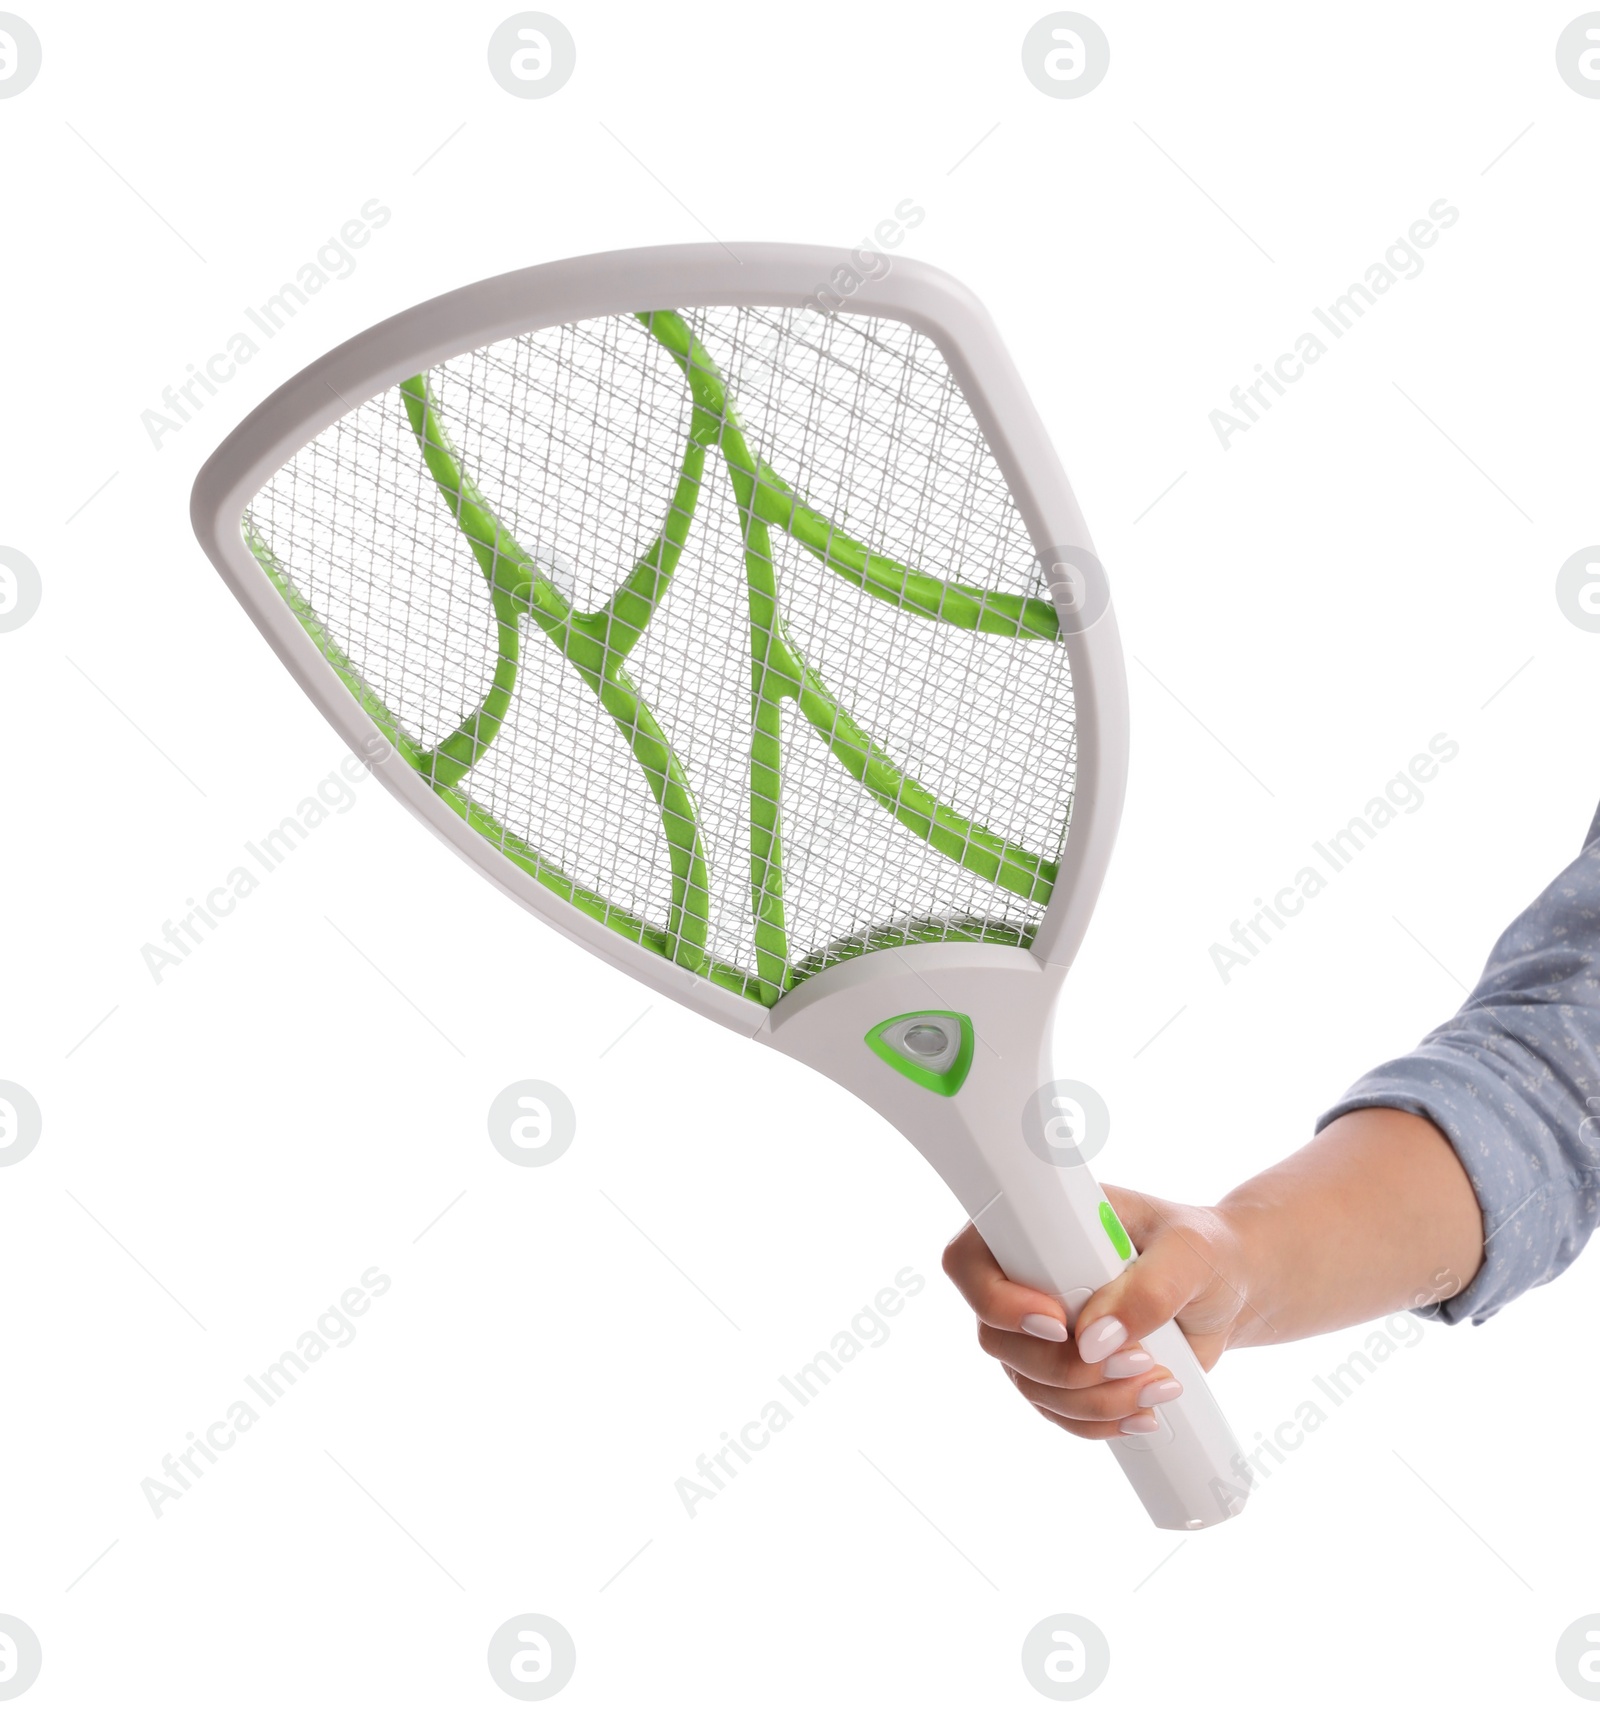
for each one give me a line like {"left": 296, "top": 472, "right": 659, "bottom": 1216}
{"left": 1098, "top": 1199, "right": 1133, "bottom": 1260}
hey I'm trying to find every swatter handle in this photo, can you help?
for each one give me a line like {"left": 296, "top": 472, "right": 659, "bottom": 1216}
{"left": 967, "top": 1154, "right": 1250, "bottom": 1531}
{"left": 765, "top": 949, "right": 1250, "bottom": 1531}
{"left": 894, "top": 1094, "right": 1251, "bottom": 1528}
{"left": 936, "top": 1034, "right": 1251, "bottom": 1531}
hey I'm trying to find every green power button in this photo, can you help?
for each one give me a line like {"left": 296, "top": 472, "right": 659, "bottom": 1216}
{"left": 1099, "top": 1200, "right": 1133, "bottom": 1261}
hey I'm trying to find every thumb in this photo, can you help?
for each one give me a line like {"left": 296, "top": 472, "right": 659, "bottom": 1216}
{"left": 1070, "top": 1185, "right": 1235, "bottom": 1372}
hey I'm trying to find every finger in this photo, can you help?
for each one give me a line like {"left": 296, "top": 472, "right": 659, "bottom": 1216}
{"left": 1034, "top": 1405, "right": 1163, "bottom": 1441}
{"left": 1005, "top": 1364, "right": 1181, "bottom": 1424}
{"left": 1030, "top": 1404, "right": 1126, "bottom": 1442}
{"left": 942, "top": 1222, "right": 1073, "bottom": 1342}
{"left": 978, "top": 1322, "right": 1159, "bottom": 1389}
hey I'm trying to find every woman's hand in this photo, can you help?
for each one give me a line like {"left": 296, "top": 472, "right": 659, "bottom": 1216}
{"left": 942, "top": 1184, "right": 1257, "bottom": 1438}
{"left": 942, "top": 1109, "right": 1484, "bottom": 1438}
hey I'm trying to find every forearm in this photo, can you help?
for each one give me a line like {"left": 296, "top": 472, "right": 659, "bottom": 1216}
{"left": 1217, "top": 1107, "right": 1484, "bottom": 1347}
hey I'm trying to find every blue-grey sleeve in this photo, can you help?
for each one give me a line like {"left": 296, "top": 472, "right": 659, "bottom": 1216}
{"left": 1315, "top": 800, "right": 1600, "bottom": 1324}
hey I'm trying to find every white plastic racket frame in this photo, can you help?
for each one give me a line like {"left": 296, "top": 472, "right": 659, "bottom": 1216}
{"left": 191, "top": 244, "right": 1247, "bottom": 1531}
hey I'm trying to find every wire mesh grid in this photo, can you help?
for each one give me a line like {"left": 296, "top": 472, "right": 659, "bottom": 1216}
{"left": 244, "top": 304, "right": 1079, "bottom": 998}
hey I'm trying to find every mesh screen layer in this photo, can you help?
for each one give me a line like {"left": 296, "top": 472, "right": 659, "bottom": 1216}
{"left": 244, "top": 306, "right": 1079, "bottom": 1004}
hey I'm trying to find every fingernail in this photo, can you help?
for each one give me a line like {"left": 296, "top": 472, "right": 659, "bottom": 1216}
{"left": 1102, "top": 1349, "right": 1155, "bottom": 1379}
{"left": 1119, "top": 1412, "right": 1161, "bottom": 1436}
{"left": 1020, "top": 1313, "right": 1069, "bottom": 1343}
{"left": 1136, "top": 1378, "right": 1183, "bottom": 1408}
{"left": 1075, "top": 1316, "right": 1126, "bottom": 1364}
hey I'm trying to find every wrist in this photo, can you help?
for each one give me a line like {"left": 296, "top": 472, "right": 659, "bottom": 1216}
{"left": 1209, "top": 1189, "right": 1293, "bottom": 1349}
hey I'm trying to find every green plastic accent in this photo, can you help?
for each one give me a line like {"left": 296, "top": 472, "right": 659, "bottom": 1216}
{"left": 250, "top": 307, "right": 1071, "bottom": 1006}
{"left": 641, "top": 312, "right": 1058, "bottom": 937}
{"left": 398, "top": 376, "right": 715, "bottom": 974}
{"left": 863, "top": 1012, "right": 975, "bottom": 1097}
{"left": 1099, "top": 1200, "right": 1133, "bottom": 1261}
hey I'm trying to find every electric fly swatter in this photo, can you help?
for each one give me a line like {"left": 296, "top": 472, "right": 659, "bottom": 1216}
{"left": 191, "top": 245, "right": 1246, "bottom": 1530}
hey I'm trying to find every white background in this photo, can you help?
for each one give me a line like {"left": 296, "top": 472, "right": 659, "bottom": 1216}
{"left": 3, "top": 2, "right": 1598, "bottom": 1708}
